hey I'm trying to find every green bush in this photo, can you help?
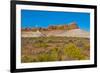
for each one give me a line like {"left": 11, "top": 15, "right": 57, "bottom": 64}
{"left": 49, "top": 48, "right": 59, "bottom": 61}
{"left": 63, "top": 43, "right": 86, "bottom": 60}
{"left": 37, "top": 53, "right": 50, "bottom": 62}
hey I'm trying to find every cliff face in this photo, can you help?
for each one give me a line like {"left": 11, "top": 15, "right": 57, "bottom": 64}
{"left": 48, "top": 22, "right": 79, "bottom": 30}
{"left": 22, "top": 22, "right": 79, "bottom": 31}
{"left": 67, "top": 22, "right": 79, "bottom": 30}
{"left": 21, "top": 22, "right": 90, "bottom": 38}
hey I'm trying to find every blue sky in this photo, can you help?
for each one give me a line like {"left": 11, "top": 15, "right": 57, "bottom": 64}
{"left": 21, "top": 9, "right": 90, "bottom": 31}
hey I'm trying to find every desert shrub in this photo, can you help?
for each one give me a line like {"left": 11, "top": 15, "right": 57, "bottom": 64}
{"left": 22, "top": 37, "right": 89, "bottom": 62}
{"left": 63, "top": 43, "right": 86, "bottom": 60}
{"left": 21, "top": 55, "right": 38, "bottom": 63}
{"left": 49, "top": 48, "right": 59, "bottom": 61}
{"left": 37, "top": 48, "right": 58, "bottom": 61}
{"left": 50, "top": 47, "right": 67, "bottom": 61}
{"left": 33, "top": 43, "right": 49, "bottom": 48}
{"left": 36, "top": 52, "right": 57, "bottom": 62}
{"left": 37, "top": 53, "right": 50, "bottom": 62}
{"left": 82, "top": 42, "right": 90, "bottom": 50}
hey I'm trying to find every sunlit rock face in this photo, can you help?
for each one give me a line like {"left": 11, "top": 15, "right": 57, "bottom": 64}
{"left": 21, "top": 22, "right": 89, "bottom": 38}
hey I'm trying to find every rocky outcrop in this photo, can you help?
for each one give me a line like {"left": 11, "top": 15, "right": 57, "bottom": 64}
{"left": 21, "top": 22, "right": 89, "bottom": 38}
{"left": 22, "top": 22, "right": 79, "bottom": 31}
{"left": 67, "top": 22, "right": 79, "bottom": 30}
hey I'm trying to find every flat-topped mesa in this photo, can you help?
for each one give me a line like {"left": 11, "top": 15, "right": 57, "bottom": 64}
{"left": 48, "top": 24, "right": 68, "bottom": 30}
{"left": 22, "top": 22, "right": 79, "bottom": 31}
{"left": 48, "top": 22, "right": 79, "bottom": 30}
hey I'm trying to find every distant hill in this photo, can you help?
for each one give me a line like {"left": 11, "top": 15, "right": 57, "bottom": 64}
{"left": 21, "top": 22, "right": 89, "bottom": 38}
{"left": 22, "top": 22, "right": 79, "bottom": 31}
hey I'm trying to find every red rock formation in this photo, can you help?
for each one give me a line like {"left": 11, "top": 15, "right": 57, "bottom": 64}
{"left": 68, "top": 22, "right": 79, "bottom": 30}
{"left": 22, "top": 22, "right": 79, "bottom": 31}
